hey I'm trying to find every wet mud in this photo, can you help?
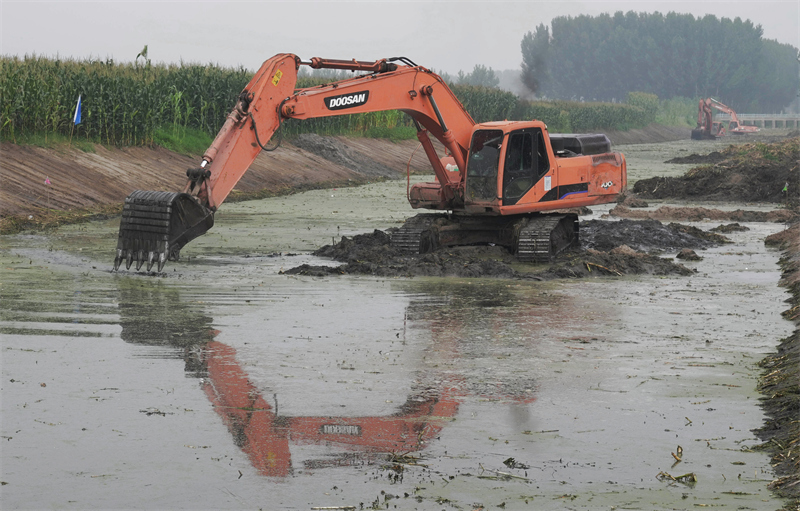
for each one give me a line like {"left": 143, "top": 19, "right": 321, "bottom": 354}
{"left": 283, "top": 218, "right": 727, "bottom": 280}
{"left": 634, "top": 136, "right": 799, "bottom": 204}
{"left": 610, "top": 204, "right": 797, "bottom": 223}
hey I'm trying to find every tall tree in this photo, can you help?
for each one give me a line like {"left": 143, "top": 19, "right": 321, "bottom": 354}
{"left": 520, "top": 11, "right": 799, "bottom": 111}
{"left": 520, "top": 23, "right": 550, "bottom": 96}
{"left": 457, "top": 64, "right": 500, "bottom": 88}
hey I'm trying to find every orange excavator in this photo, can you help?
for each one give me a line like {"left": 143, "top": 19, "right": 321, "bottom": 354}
{"left": 114, "top": 54, "right": 626, "bottom": 272}
{"left": 691, "top": 97, "right": 760, "bottom": 140}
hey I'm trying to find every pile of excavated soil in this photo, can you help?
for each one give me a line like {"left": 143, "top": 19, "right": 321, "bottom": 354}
{"left": 283, "top": 218, "right": 726, "bottom": 280}
{"left": 610, "top": 205, "right": 797, "bottom": 223}
{"left": 633, "top": 136, "right": 799, "bottom": 203}
{"left": 580, "top": 218, "right": 729, "bottom": 253}
{"left": 665, "top": 150, "right": 727, "bottom": 165}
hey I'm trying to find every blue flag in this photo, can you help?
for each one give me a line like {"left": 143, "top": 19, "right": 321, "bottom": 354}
{"left": 73, "top": 95, "right": 82, "bottom": 125}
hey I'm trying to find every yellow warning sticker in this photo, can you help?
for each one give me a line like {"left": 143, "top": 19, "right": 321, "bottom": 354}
{"left": 272, "top": 70, "right": 283, "bottom": 86}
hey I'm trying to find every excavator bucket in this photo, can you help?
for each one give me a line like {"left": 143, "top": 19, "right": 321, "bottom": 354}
{"left": 113, "top": 190, "right": 214, "bottom": 272}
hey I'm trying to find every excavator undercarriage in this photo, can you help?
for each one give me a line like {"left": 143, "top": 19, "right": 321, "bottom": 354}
{"left": 391, "top": 213, "right": 579, "bottom": 262}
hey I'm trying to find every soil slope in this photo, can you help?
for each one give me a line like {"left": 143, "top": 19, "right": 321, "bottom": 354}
{"left": 0, "top": 124, "right": 691, "bottom": 221}
{"left": 0, "top": 136, "right": 435, "bottom": 218}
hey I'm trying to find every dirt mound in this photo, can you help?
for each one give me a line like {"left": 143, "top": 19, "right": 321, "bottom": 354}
{"left": 580, "top": 218, "right": 729, "bottom": 253}
{"left": 666, "top": 151, "right": 726, "bottom": 164}
{"left": 282, "top": 218, "right": 726, "bottom": 280}
{"left": 633, "top": 137, "right": 799, "bottom": 203}
{"left": 709, "top": 223, "right": 750, "bottom": 233}
{"left": 610, "top": 205, "right": 797, "bottom": 223}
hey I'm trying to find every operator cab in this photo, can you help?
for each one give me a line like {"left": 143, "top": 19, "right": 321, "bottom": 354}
{"left": 465, "top": 122, "right": 551, "bottom": 208}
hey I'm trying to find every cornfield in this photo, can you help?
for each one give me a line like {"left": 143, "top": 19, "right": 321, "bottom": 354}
{"left": 1, "top": 55, "right": 654, "bottom": 147}
{"left": 0, "top": 55, "right": 251, "bottom": 145}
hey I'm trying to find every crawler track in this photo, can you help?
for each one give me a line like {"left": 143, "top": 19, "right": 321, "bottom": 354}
{"left": 517, "top": 215, "right": 578, "bottom": 263}
{"left": 391, "top": 213, "right": 578, "bottom": 262}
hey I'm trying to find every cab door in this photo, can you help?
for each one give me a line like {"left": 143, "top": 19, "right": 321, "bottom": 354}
{"left": 501, "top": 128, "right": 550, "bottom": 206}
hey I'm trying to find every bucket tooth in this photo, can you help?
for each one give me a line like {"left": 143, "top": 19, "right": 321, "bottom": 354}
{"left": 146, "top": 251, "right": 156, "bottom": 272}
{"left": 125, "top": 250, "right": 134, "bottom": 270}
{"left": 157, "top": 251, "right": 167, "bottom": 272}
{"left": 114, "top": 249, "right": 124, "bottom": 271}
{"left": 134, "top": 249, "right": 145, "bottom": 270}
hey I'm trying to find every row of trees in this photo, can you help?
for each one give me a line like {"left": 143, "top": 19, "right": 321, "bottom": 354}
{"left": 520, "top": 11, "right": 799, "bottom": 112}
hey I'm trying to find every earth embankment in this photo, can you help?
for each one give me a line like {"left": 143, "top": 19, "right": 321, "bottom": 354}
{"left": 0, "top": 135, "right": 434, "bottom": 219}
{"left": 0, "top": 124, "right": 692, "bottom": 222}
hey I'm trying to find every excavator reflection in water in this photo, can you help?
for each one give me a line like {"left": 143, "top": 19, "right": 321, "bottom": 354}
{"left": 117, "top": 279, "right": 546, "bottom": 477}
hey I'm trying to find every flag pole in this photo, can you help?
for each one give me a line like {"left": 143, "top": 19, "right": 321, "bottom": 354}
{"left": 70, "top": 94, "right": 82, "bottom": 149}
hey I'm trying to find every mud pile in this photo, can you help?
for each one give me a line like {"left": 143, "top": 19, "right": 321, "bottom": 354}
{"left": 580, "top": 218, "right": 728, "bottom": 252}
{"left": 283, "top": 218, "right": 728, "bottom": 280}
{"left": 610, "top": 205, "right": 797, "bottom": 223}
{"left": 633, "top": 136, "right": 799, "bottom": 204}
{"left": 665, "top": 151, "right": 727, "bottom": 165}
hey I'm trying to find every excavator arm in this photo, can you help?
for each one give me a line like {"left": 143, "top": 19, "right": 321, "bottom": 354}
{"left": 114, "top": 53, "right": 475, "bottom": 271}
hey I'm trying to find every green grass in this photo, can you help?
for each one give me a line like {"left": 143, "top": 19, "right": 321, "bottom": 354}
{"left": 4, "top": 126, "right": 213, "bottom": 157}
{"left": 152, "top": 126, "right": 213, "bottom": 156}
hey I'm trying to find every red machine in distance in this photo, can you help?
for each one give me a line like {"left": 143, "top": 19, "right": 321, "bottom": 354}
{"left": 692, "top": 97, "right": 760, "bottom": 140}
{"left": 114, "top": 53, "right": 627, "bottom": 272}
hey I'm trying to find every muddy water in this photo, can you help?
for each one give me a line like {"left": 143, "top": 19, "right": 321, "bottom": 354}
{"left": 2, "top": 155, "right": 795, "bottom": 509}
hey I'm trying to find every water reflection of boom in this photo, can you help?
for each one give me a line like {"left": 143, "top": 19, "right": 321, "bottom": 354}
{"left": 199, "top": 341, "right": 460, "bottom": 477}
{"left": 116, "top": 281, "right": 461, "bottom": 477}
{"left": 116, "top": 279, "right": 547, "bottom": 479}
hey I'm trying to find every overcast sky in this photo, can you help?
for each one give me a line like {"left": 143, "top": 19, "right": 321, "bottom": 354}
{"left": 2, "top": 1, "right": 798, "bottom": 75}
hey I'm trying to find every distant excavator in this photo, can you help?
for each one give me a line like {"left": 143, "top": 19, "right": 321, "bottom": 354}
{"left": 692, "top": 97, "right": 760, "bottom": 140}
{"left": 114, "top": 53, "right": 626, "bottom": 272}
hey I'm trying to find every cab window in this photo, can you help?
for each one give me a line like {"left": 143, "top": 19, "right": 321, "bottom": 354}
{"left": 466, "top": 129, "right": 503, "bottom": 202}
